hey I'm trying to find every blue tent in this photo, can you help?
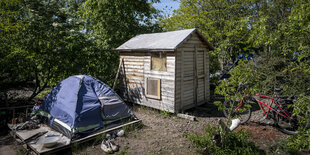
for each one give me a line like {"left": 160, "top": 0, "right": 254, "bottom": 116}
{"left": 38, "top": 75, "right": 133, "bottom": 139}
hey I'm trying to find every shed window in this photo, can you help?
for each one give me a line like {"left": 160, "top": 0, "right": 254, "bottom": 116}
{"left": 151, "top": 52, "right": 167, "bottom": 71}
{"left": 145, "top": 78, "right": 161, "bottom": 100}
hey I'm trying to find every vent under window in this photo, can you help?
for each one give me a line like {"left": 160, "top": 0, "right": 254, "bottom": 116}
{"left": 146, "top": 78, "right": 161, "bottom": 100}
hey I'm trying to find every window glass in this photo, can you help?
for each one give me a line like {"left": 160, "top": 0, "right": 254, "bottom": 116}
{"left": 151, "top": 52, "right": 167, "bottom": 71}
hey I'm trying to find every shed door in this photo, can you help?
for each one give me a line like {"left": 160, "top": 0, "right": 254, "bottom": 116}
{"left": 183, "top": 51, "right": 195, "bottom": 106}
{"left": 182, "top": 49, "right": 206, "bottom": 107}
{"left": 196, "top": 50, "right": 206, "bottom": 104}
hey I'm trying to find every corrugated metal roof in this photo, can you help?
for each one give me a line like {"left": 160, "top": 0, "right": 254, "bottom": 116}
{"left": 116, "top": 28, "right": 214, "bottom": 51}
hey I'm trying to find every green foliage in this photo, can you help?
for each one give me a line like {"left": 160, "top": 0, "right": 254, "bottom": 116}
{"left": 1, "top": 0, "right": 95, "bottom": 99}
{"left": 214, "top": 59, "right": 261, "bottom": 121}
{"left": 34, "top": 89, "right": 51, "bottom": 99}
{"left": 160, "top": 0, "right": 309, "bottom": 73}
{"left": 160, "top": 0, "right": 259, "bottom": 72}
{"left": 292, "top": 95, "right": 310, "bottom": 126}
{"left": 160, "top": 109, "right": 171, "bottom": 118}
{"left": 285, "top": 129, "right": 310, "bottom": 153}
{"left": 252, "top": 55, "right": 310, "bottom": 96}
{"left": 282, "top": 95, "right": 310, "bottom": 153}
{"left": 117, "top": 146, "right": 130, "bottom": 155}
{"left": 161, "top": 1, "right": 310, "bottom": 153}
{"left": 215, "top": 60, "right": 261, "bottom": 102}
{"left": 92, "top": 133, "right": 106, "bottom": 146}
{"left": 216, "top": 53, "right": 310, "bottom": 99}
{"left": 0, "top": 0, "right": 161, "bottom": 100}
{"left": 82, "top": 0, "right": 161, "bottom": 49}
{"left": 280, "top": 0, "right": 310, "bottom": 58}
{"left": 0, "top": 0, "right": 27, "bottom": 85}
{"left": 122, "top": 121, "right": 143, "bottom": 137}
{"left": 184, "top": 125, "right": 261, "bottom": 155}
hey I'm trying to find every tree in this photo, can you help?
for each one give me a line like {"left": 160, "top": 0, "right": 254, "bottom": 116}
{"left": 280, "top": 0, "right": 310, "bottom": 73}
{"left": 0, "top": 0, "right": 162, "bottom": 101}
{"left": 0, "top": 0, "right": 102, "bottom": 100}
{"left": 159, "top": 0, "right": 258, "bottom": 72}
{"left": 81, "top": 0, "right": 162, "bottom": 86}
{"left": 159, "top": 0, "right": 307, "bottom": 71}
{"left": 82, "top": 0, "right": 161, "bottom": 49}
{"left": 248, "top": 0, "right": 295, "bottom": 56}
{"left": 0, "top": 0, "right": 26, "bottom": 104}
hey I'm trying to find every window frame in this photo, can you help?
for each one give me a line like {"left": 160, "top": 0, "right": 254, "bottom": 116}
{"left": 145, "top": 78, "right": 161, "bottom": 100}
{"left": 150, "top": 52, "right": 167, "bottom": 72}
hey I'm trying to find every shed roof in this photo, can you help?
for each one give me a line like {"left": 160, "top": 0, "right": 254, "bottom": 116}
{"left": 116, "top": 28, "right": 214, "bottom": 51}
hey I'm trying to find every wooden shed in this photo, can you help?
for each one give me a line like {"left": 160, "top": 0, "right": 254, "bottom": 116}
{"left": 116, "top": 28, "right": 214, "bottom": 113}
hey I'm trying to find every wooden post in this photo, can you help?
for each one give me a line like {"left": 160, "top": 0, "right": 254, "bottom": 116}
{"left": 206, "top": 49, "right": 210, "bottom": 100}
{"left": 177, "top": 113, "right": 196, "bottom": 121}
{"left": 157, "top": 79, "right": 161, "bottom": 100}
{"left": 204, "top": 49, "right": 207, "bottom": 101}
{"left": 113, "top": 58, "right": 123, "bottom": 90}
{"left": 121, "top": 57, "right": 129, "bottom": 99}
{"left": 180, "top": 49, "right": 184, "bottom": 111}
{"left": 194, "top": 46, "right": 198, "bottom": 106}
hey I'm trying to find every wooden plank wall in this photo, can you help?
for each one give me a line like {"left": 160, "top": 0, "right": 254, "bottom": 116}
{"left": 119, "top": 52, "right": 176, "bottom": 113}
{"left": 175, "top": 32, "right": 210, "bottom": 112}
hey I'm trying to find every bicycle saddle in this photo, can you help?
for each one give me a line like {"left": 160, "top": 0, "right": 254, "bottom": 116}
{"left": 274, "top": 88, "right": 282, "bottom": 92}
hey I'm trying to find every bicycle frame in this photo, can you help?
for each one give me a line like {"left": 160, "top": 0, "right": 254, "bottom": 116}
{"left": 235, "top": 94, "right": 292, "bottom": 120}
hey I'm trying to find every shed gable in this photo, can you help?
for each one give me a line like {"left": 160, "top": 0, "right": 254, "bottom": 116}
{"left": 179, "top": 32, "right": 209, "bottom": 49}
{"left": 116, "top": 28, "right": 214, "bottom": 51}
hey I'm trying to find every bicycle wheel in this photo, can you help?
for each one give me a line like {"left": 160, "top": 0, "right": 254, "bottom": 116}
{"left": 275, "top": 114, "right": 310, "bottom": 135}
{"left": 275, "top": 108, "right": 310, "bottom": 135}
{"left": 223, "top": 100, "right": 251, "bottom": 124}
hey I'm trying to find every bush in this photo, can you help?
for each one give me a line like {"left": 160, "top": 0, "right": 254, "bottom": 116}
{"left": 184, "top": 125, "right": 262, "bottom": 155}
{"left": 285, "top": 129, "right": 310, "bottom": 154}
{"left": 281, "top": 95, "right": 310, "bottom": 153}
{"left": 254, "top": 55, "right": 310, "bottom": 96}
{"left": 215, "top": 60, "right": 260, "bottom": 122}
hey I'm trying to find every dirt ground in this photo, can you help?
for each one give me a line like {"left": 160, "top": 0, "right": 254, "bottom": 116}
{"left": 0, "top": 102, "right": 291, "bottom": 155}
{"left": 0, "top": 103, "right": 290, "bottom": 155}
{"left": 107, "top": 105, "right": 288, "bottom": 155}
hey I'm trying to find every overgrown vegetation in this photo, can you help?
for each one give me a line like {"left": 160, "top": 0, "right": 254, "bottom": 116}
{"left": 117, "top": 146, "right": 130, "bottom": 155}
{"left": 160, "top": 109, "right": 171, "bottom": 118}
{"left": 214, "top": 54, "right": 310, "bottom": 153}
{"left": 1, "top": 0, "right": 310, "bottom": 153}
{"left": 122, "top": 121, "right": 144, "bottom": 137}
{"left": 0, "top": 0, "right": 161, "bottom": 102}
{"left": 279, "top": 94, "right": 310, "bottom": 153}
{"left": 184, "top": 125, "right": 262, "bottom": 155}
{"left": 160, "top": 0, "right": 309, "bottom": 75}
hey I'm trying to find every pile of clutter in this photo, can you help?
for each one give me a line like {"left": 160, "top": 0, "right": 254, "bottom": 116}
{"left": 11, "top": 104, "right": 42, "bottom": 131}
{"left": 101, "top": 129, "right": 125, "bottom": 153}
{"left": 11, "top": 119, "right": 40, "bottom": 130}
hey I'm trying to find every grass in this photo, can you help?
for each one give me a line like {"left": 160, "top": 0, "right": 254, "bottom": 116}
{"left": 160, "top": 109, "right": 171, "bottom": 118}
{"left": 16, "top": 145, "right": 27, "bottom": 155}
{"left": 71, "top": 133, "right": 107, "bottom": 155}
{"left": 116, "top": 146, "right": 130, "bottom": 155}
{"left": 92, "top": 133, "right": 106, "bottom": 146}
{"left": 122, "top": 121, "right": 144, "bottom": 137}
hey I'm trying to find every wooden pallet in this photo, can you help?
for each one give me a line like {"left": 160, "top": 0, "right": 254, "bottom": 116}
{"left": 10, "top": 119, "right": 141, "bottom": 154}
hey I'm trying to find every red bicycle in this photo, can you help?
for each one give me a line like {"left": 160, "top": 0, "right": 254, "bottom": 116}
{"left": 223, "top": 88, "right": 309, "bottom": 135}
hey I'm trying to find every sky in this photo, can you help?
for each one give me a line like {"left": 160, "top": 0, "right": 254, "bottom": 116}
{"left": 152, "top": 0, "right": 180, "bottom": 16}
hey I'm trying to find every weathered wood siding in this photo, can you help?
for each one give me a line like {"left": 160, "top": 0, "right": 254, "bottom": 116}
{"left": 175, "top": 33, "right": 210, "bottom": 112}
{"left": 119, "top": 52, "right": 176, "bottom": 113}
